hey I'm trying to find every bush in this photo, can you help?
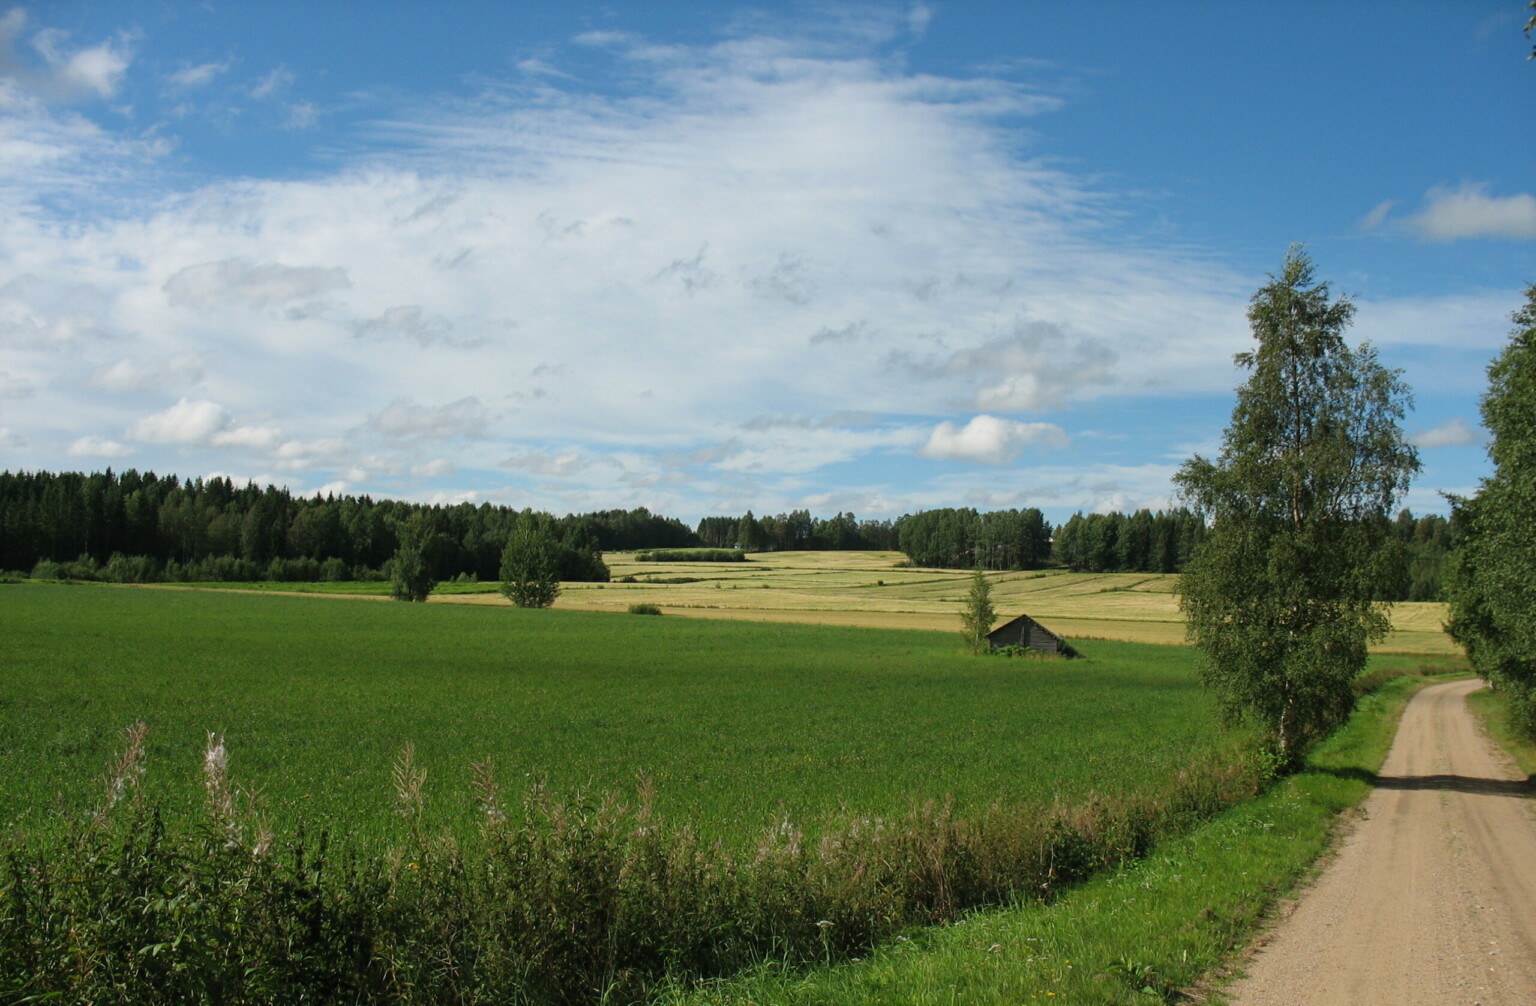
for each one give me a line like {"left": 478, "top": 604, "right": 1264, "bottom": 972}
{"left": 627, "top": 603, "right": 662, "bottom": 615}
{"left": 28, "top": 558, "right": 65, "bottom": 580}
{"left": 634, "top": 549, "right": 746, "bottom": 563}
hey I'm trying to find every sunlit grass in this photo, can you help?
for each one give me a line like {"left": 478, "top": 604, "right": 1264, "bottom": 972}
{"left": 1, "top": 583, "right": 1243, "bottom": 849}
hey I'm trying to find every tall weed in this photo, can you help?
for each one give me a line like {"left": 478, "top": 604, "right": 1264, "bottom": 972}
{"left": 0, "top": 727, "right": 1261, "bottom": 1005}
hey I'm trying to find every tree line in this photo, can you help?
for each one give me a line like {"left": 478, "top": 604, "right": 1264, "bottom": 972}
{"left": 0, "top": 467, "right": 1454, "bottom": 599}
{"left": 694, "top": 510, "right": 900, "bottom": 552}
{"left": 1448, "top": 283, "right": 1536, "bottom": 738}
{"left": 0, "top": 469, "right": 692, "bottom": 584}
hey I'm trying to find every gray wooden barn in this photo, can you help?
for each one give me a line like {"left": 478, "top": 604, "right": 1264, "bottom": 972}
{"left": 986, "top": 613, "right": 1074, "bottom": 656}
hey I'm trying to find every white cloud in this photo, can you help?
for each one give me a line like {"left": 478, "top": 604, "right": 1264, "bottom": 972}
{"left": 500, "top": 448, "right": 610, "bottom": 477}
{"left": 918, "top": 415, "right": 1069, "bottom": 466}
{"left": 0, "top": 370, "right": 33, "bottom": 398}
{"left": 1405, "top": 184, "right": 1536, "bottom": 241}
{"left": 907, "top": 3, "right": 934, "bottom": 39}
{"left": 1414, "top": 417, "right": 1480, "bottom": 449}
{"left": 91, "top": 356, "right": 204, "bottom": 392}
{"left": 163, "top": 259, "right": 350, "bottom": 311}
{"left": 891, "top": 321, "right": 1118, "bottom": 411}
{"left": 128, "top": 398, "right": 231, "bottom": 444}
{"left": 0, "top": 9, "right": 1503, "bottom": 521}
{"left": 0, "top": 426, "right": 26, "bottom": 447}
{"left": 250, "top": 65, "right": 293, "bottom": 100}
{"left": 1359, "top": 199, "right": 1394, "bottom": 231}
{"left": 1, "top": 11, "right": 131, "bottom": 102}
{"left": 168, "top": 61, "right": 228, "bottom": 89}
{"left": 368, "top": 398, "right": 490, "bottom": 440}
{"left": 67, "top": 434, "right": 132, "bottom": 458}
{"left": 285, "top": 101, "right": 318, "bottom": 129}
{"left": 410, "top": 458, "right": 457, "bottom": 478}
{"left": 126, "top": 397, "right": 281, "bottom": 451}
{"left": 352, "top": 305, "right": 475, "bottom": 347}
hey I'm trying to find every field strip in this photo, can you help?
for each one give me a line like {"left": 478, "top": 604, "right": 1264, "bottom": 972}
{"left": 128, "top": 550, "right": 1457, "bottom": 656}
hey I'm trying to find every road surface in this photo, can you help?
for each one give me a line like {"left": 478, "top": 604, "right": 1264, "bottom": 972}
{"left": 1225, "top": 678, "right": 1536, "bottom": 1005}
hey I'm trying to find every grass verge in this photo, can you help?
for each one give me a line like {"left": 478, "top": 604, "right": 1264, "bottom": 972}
{"left": 659, "top": 673, "right": 1444, "bottom": 1006}
{"left": 1466, "top": 686, "right": 1536, "bottom": 779}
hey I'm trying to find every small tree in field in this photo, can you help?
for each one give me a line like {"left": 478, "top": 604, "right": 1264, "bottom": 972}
{"left": 960, "top": 567, "right": 997, "bottom": 654}
{"left": 499, "top": 512, "right": 561, "bottom": 608}
{"left": 1177, "top": 247, "right": 1418, "bottom": 766}
{"left": 388, "top": 511, "right": 437, "bottom": 602}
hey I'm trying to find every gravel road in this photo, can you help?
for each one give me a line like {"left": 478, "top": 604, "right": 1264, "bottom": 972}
{"left": 1224, "top": 678, "right": 1536, "bottom": 1005}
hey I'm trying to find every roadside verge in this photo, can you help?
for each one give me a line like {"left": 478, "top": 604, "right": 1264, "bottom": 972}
{"left": 663, "top": 674, "right": 1448, "bottom": 1006}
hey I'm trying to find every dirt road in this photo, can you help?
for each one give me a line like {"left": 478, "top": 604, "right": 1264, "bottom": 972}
{"left": 1225, "top": 678, "right": 1536, "bottom": 1005}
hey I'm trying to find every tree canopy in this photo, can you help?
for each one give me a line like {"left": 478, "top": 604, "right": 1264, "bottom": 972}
{"left": 1176, "top": 248, "right": 1419, "bottom": 765}
{"left": 1447, "top": 284, "right": 1536, "bottom": 736}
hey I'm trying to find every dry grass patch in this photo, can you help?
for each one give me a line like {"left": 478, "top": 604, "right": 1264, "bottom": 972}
{"left": 519, "top": 552, "right": 1455, "bottom": 656}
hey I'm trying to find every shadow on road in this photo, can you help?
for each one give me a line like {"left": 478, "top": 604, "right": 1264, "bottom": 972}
{"left": 1307, "top": 766, "right": 1534, "bottom": 797}
{"left": 1372, "top": 773, "right": 1534, "bottom": 797}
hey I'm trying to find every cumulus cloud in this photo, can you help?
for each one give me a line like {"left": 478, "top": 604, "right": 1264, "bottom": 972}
{"left": 163, "top": 259, "right": 350, "bottom": 311}
{"left": 1413, "top": 417, "right": 1480, "bottom": 449}
{"left": 128, "top": 398, "right": 230, "bottom": 443}
{"left": 67, "top": 434, "right": 132, "bottom": 458}
{"left": 126, "top": 398, "right": 280, "bottom": 450}
{"left": 0, "top": 6, "right": 1499, "bottom": 520}
{"left": 0, "top": 9, "right": 131, "bottom": 102}
{"left": 1404, "top": 184, "right": 1536, "bottom": 241}
{"left": 368, "top": 398, "right": 490, "bottom": 440}
{"left": 0, "top": 426, "right": 23, "bottom": 447}
{"left": 918, "top": 414, "right": 1068, "bottom": 465}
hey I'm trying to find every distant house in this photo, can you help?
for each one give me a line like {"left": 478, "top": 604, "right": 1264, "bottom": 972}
{"left": 986, "top": 613, "right": 1074, "bottom": 657}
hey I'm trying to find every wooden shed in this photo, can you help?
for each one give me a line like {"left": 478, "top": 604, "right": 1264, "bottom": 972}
{"left": 986, "top": 613, "right": 1074, "bottom": 656}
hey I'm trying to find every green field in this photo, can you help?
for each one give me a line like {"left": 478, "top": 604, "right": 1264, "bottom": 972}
{"left": 0, "top": 569, "right": 1469, "bottom": 1004}
{"left": 0, "top": 582, "right": 1255, "bottom": 847}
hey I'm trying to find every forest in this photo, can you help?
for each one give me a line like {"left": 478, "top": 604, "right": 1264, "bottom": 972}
{"left": 0, "top": 468, "right": 1452, "bottom": 599}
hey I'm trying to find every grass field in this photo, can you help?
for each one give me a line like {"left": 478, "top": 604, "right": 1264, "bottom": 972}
{"left": 0, "top": 563, "right": 1469, "bottom": 1004}
{"left": 164, "top": 549, "right": 1458, "bottom": 655}
{"left": 0, "top": 582, "right": 1252, "bottom": 848}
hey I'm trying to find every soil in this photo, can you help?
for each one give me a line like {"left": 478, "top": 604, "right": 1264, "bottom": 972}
{"left": 1223, "top": 678, "right": 1536, "bottom": 1005}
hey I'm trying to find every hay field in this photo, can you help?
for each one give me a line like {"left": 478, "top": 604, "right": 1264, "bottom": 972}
{"left": 439, "top": 550, "right": 1456, "bottom": 655}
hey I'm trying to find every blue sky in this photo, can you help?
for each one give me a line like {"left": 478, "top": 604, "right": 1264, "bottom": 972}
{"left": 1, "top": 2, "right": 1531, "bottom": 526}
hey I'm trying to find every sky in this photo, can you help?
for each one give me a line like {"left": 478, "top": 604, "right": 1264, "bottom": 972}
{"left": 1, "top": 1, "right": 1532, "bottom": 526}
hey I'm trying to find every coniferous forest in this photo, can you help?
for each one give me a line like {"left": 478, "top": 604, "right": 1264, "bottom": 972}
{"left": 0, "top": 468, "right": 1451, "bottom": 599}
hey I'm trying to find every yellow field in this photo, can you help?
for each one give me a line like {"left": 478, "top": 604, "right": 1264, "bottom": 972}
{"left": 440, "top": 550, "right": 1456, "bottom": 656}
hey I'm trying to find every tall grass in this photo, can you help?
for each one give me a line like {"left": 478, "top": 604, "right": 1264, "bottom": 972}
{"left": 0, "top": 724, "right": 1263, "bottom": 1005}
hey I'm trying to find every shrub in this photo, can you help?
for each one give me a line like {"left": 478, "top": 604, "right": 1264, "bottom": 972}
{"left": 627, "top": 603, "right": 662, "bottom": 615}
{"left": 634, "top": 549, "right": 746, "bottom": 563}
{"left": 28, "top": 558, "right": 65, "bottom": 580}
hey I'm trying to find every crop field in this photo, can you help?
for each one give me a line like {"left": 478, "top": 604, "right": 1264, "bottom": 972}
{"left": 0, "top": 581, "right": 1256, "bottom": 848}
{"left": 201, "top": 549, "right": 1455, "bottom": 655}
